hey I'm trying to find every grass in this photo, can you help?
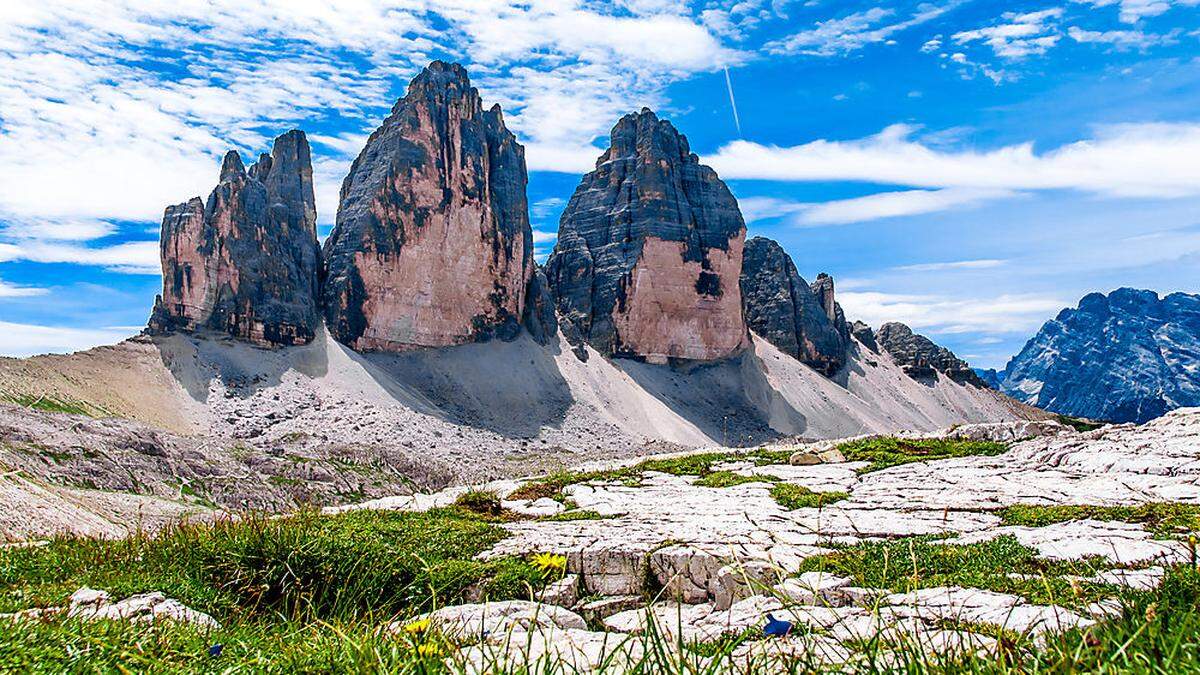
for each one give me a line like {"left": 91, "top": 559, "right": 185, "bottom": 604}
{"left": 794, "top": 534, "right": 1116, "bottom": 608}
{"left": 998, "top": 502, "right": 1200, "bottom": 538}
{"left": 834, "top": 436, "right": 1009, "bottom": 473}
{"left": 2, "top": 393, "right": 99, "bottom": 417}
{"left": 541, "top": 509, "right": 612, "bottom": 522}
{"left": 3, "top": 516, "right": 1200, "bottom": 672}
{"left": 1056, "top": 414, "right": 1107, "bottom": 432}
{"left": 0, "top": 507, "right": 546, "bottom": 621}
{"left": 508, "top": 449, "right": 793, "bottom": 501}
{"left": 694, "top": 471, "right": 780, "bottom": 488}
{"left": 770, "top": 484, "right": 848, "bottom": 510}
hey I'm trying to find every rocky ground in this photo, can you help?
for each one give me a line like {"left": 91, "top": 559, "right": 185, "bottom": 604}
{"left": 0, "top": 329, "right": 1039, "bottom": 541}
{"left": 331, "top": 409, "right": 1200, "bottom": 671}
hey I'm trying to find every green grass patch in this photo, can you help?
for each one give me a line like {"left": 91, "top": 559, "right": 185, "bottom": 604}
{"left": 1055, "top": 414, "right": 1107, "bottom": 432}
{"left": 795, "top": 535, "right": 1114, "bottom": 608}
{"left": 0, "top": 507, "right": 544, "bottom": 622}
{"left": 998, "top": 502, "right": 1200, "bottom": 538}
{"left": 770, "top": 484, "right": 848, "bottom": 510}
{"left": 541, "top": 509, "right": 613, "bottom": 522}
{"left": 508, "top": 449, "right": 794, "bottom": 501}
{"left": 2, "top": 393, "right": 99, "bottom": 417}
{"left": 836, "top": 436, "right": 1008, "bottom": 473}
{"left": 694, "top": 471, "right": 781, "bottom": 488}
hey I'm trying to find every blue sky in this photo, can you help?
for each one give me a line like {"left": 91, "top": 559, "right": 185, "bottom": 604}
{"left": 1, "top": 0, "right": 1198, "bottom": 368}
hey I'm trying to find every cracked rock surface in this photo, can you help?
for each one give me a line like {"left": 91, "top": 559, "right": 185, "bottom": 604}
{"left": 348, "top": 409, "right": 1200, "bottom": 668}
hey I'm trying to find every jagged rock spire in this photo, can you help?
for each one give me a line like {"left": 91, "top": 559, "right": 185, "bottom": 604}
{"left": 148, "top": 130, "right": 320, "bottom": 347}
{"left": 321, "top": 60, "right": 533, "bottom": 352}
{"left": 545, "top": 108, "right": 748, "bottom": 363}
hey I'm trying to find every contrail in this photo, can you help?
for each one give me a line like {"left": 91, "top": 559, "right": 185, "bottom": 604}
{"left": 723, "top": 66, "right": 742, "bottom": 137}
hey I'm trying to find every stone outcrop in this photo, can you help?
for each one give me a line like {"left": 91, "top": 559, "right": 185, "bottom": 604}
{"left": 997, "top": 288, "right": 1200, "bottom": 423}
{"left": 740, "top": 237, "right": 849, "bottom": 376}
{"left": 545, "top": 108, "right": 749, "bottom": 363}
{"left": 850, "top": 321, "right": 877, "bottom": 352}
{"left": 876, "top": 322, "right": 986, "bottom": 386}
{"left": 148, "top": 130, "right": 320, "bottom": 346}
{"left": 321, "top": 61, "right": 533, "bottom": 352}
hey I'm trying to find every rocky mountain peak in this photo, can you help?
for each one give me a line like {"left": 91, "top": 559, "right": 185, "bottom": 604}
{"left": 998, "top": 288, "right": 1200, "bottom": 423}
{"left": 148, "top": 130, "right": 321, "bottom": 347}
{"left": 321, "top": 61, "right": 533, "bottom": 352}
{"left": 739, "top": 237, "right": 848, "bottom": 376}
{"left": 218, "top": 151, "right": 245, "bottom": 182}
{"left": 545, "top": 108, "right": 748, "bottom": 363}
{"left": 877, "top": 322, "right": 985, "bottom": 386}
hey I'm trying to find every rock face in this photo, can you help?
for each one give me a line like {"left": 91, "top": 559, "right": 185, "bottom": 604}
{"left": 321, "top": 61, "right": 532, "bottom": 352}
{"left": 739, "top": 237, "right": 848, "bottom": 376}
{"left": 876, "top": 323, "right": 985, "bottom": 386}
{"left": 998, "top": 288, "right": 1200, "bottom": 423}
{"left": 545, "top": 108, "right": 749, "bottom": 363}
{"left": 850, "top": 321, "right": 877, "bottom": 352}
{"left": 148, "top": 130, "right": 320, "bottom": 346}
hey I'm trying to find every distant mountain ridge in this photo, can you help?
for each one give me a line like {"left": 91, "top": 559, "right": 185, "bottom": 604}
{"left": 994, "top": 288, "right": 1200, "bottom": 423}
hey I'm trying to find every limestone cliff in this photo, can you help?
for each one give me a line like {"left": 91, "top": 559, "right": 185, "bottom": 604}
{"left": 739, "top": 237, "right": 848, "bottom": 376}
{"left": 545, "top": 108, "right": 748, "bottom": 363}
{"left": 321, "top": 61, "right": 532, "bottom": 352}
{"left": 148, "top": 130, "right": 320, "bottom": 347}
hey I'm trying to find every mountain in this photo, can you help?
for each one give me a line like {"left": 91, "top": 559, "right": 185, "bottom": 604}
{"left": 0, "top": 60, "right": 1045, "bottom": 521}
{"left": 876, "top": 323, "right": 988, "bottom": 387}
{"left": 545, "top": 108, "right": 748, "bottom": 363}
{"left": 321, "top": 61, "right": 533, "bottom": 352}
{"left": 147, "top": 130, "right": 321, "bottom": 347}
{"left": 739, "top": 237, "right": 848, "bottom": 376}
{"left": 997, "top": 288, "right": 1200, "bottom": 423}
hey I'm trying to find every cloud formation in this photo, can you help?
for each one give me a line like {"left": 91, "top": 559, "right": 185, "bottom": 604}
{"left": 710, "top": 122, "right": 1200, "bottom": 198}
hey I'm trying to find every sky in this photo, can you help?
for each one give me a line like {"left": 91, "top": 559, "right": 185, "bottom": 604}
{"left": 0, "top": 0, "right": 1198, "bottom": 369}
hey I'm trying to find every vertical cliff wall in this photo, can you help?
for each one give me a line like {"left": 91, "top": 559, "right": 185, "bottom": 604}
{"left": 148, "top": 130, "right": 320, "bottom": 346}
{"left": 545, "top": 108, "right": 748, "bottom": 363}
{"left": 321, "top": 61, "right": 532, "bottom": 352}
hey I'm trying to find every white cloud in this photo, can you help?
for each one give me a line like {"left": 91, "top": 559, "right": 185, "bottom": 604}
{"left": 0, "top": 321, "right": 136, "bottom": 357}
{"left": 532, "top": 229, "right": 558, "bottom": 244}
{"left": 839, "top": 291, "right": 1066, "bottom": 334}
{"left": 894, "top": 258, "right": 1007, "bottom": 272}
{"left": 804, "top": 188, "right": 1016, "bottom": 225}
{"left": 0, "top": 240, "right": 159, "bottom": 274}
{"left": 1073, "top": 0, "right": 1200, "bottom": 23}
{"left": 952, "top": 8, "right": 1064, "bottom": 59}
{"left": 530, "top": 197, "right": 567, "bottom": 222}
{"left": 0, "top": 0, "right": 738, "bottom": 231}
{"left": 1066, "top": 25, "right": 1173, "bottom": 49}
{"left": 707, "top": 122, "right": 1200, "bottom": 198}
{"left": 0, "top": 278, "right": 47, "bottom": 298}
{"left": 2, "top": 218, "right": 116, "bottom": 241}
{"left": 739, "top": 188, "right": 1013, "bottom": 226}
{"left": 766, "top": 3, "right": 960, "bottom": 57}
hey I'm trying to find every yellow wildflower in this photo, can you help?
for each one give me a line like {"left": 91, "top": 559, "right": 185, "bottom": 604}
{"left": 403, "top": 618, "right": 431, "bottom": 634}
{"left": 417, "top": 643, "right": 442, "bottom": 657}
{"left": 530, "top": 552, "right": 567, "bottom": 573}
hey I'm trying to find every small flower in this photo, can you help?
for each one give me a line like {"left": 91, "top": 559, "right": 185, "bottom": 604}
{"left": 530, "top": 552, "right": 567, "bottom": 574}
{"left": 417, "top": 643, "right": 442, "bottom": 657}
{"left": 403, "top": 618, "right": 431, "bottom": 634}
{"left": 1145, "top": 602, "right": 1158, "bottom": 623}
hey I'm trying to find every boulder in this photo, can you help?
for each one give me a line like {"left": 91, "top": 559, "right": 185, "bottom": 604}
{"left": 148, "top": 130, "right": 320, "bottom": 347}
{"left": 739, "top": 237, "right": 849, "bottom": 376}
{"left": 851, "top": 320, "right": 878, "bottom": 352}
{"left": 321, "top": 61, "right": 533, "bottom": 352}
{"left": 545, "top": 108, "right": 749, "bottom": 363}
